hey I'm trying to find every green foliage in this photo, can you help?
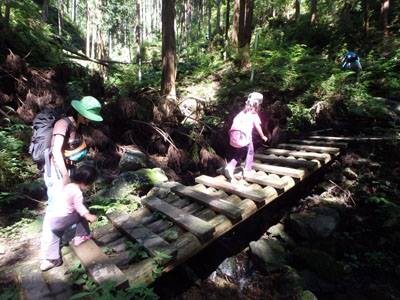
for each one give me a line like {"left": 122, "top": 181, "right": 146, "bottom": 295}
{"left": 2, "top": 0, "right": 63, "bottom": 66}
{"left": 69, "top": 264, "right": 158, "bottom": 300}
{"left": 0, "top": 124, "right": 37, "bottom": 196}
{"left": 287, "top": 102, "right": 313, "bottom": 134}
{"left": 126, "top": 241, "right": 149, "bottom": 262}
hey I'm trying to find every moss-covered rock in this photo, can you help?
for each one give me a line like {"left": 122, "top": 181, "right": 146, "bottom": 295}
{"left": 292, "top": 247, "right": 345, "bottom": 282}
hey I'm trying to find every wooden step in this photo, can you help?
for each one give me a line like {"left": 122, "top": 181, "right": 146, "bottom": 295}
{"left": 195, "top": 175, "right": 274, "bottom": 205}
{"left": 243, "top": 172, "right": 287, "bottom": 189}
{"left": 170, "top": 183, "right": 243, "bottom": 222}
{"left": 252, "top": 162, "right": 307, "bottom": 179}
{"left": 290, "top": 139, "right": 348, "bottom": 148}
{"left": 70, "top": 239, "right": 128, "bottom": 288}
{"left": 107, "top": 211, "right": 176, "bottom": 260}
{"left": 277, "top": 143, "right": 340, "bottom": 154}
{"left": 262, "top": 148, "right": 331, "bottom": 163}
{"left": 254, "top": 154, "right": 319, "bottom": 170}
{"left": 142, "top": 197, "right": 215, "bottom": 242}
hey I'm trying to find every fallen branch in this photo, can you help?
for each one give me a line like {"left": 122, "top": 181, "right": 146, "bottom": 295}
{"left": 130, "top": 119, "right": 178, "bottom": 151}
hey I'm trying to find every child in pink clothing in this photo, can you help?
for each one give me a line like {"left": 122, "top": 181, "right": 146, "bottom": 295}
{"left": 40, "top": 165, "right": 97, "bottom": 271}
{"left": 225, "top": 92, "right": 268, "bottom": 180}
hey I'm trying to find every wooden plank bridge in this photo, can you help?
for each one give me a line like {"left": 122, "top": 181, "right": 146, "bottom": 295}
{"left": 18, "top": 136, "right": 349, "bottom": 299}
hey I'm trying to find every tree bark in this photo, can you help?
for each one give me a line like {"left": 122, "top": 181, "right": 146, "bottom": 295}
{"left": 216, "top": 0, "right": 222, "bottom": 35}
{"left": 58, "top": 0, "right": 64, "bottom": 35}
{"left": 4, "top": 0, "right": 10, "bottom": 26}
{"left": 207, "top": 0, "right": 212, "bottom": 40}
{"left": 232, "top": 0, "right": 239, "bottom": 48}
{"left": 161, "top": 0, "right": 177, "bottom": 100}
{"left": 295, "top": 0, "right": 300, "bottom": 21}
{"left": 381, "top": 0, "right": 389, "bottom": 37}
{"left": 136, "top": 0, "right": 142, "bottom": 81}
{"left": 225, "top": 0, "right": 230, "bottom": 42}
{"left": 237, "top": 0, "right": 253, "bottom": 68}
{"left": 86, "top": 1, "right": 91, "bottom": 57}
{"left": 363, "top": 0, "right": 369, "bottom": 36}
{"left": 310, "top": 0, "right": 317, "bottom": 24}
{"left": 42, "top": 0, "right": 49, "bottom": 22}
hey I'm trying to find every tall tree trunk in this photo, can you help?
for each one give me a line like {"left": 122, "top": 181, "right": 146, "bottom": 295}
{"left": 86, "top": 1, "right": 91, "bottom": 57}
{"left": 216, "top": 0, "right": 221, "bottom": 35}
{"left": 108, "top": 30, "right": 112, "bottom": 56}
{"left": 310, "top": 0, "right": 317, "bottom": 24}
{"left": 4, "top": 0, "right": 10, "bottom": 26}
{"left": 207, "top": 0, "right": 212, "bottom": 40}
{"left": 238, "top": 0, "right": 253, "bottom": 68}
{"left": 136, "top": 0, "right": 142, "bottom": 81}
{"left": 161, "top": 0, "right": 177, "bottom": 101}
{"left": 232, "top": 0, "right": 239, "bottom": 48}
{"left": 363, "top": 0, "right": 369, "bottom": 36}
{"left": 42, "top": 0, "right": 49, "bottom": 22}
{"left": 58, "top": 0, "right": 64, "bottom": 35}
{"left": 295, "top": 0, "right": 300, "bottom": 21}
{"left": 225, "top": 0, "right": 230, "bottom": 42}
{"left": 381, "top": 0, "right": 389, "bottom": 37}
{"left": 71, "top": 0, "right": 77, "bottom": 22}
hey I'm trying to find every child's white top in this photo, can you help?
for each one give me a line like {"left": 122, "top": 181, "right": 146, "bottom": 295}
{"left": 46, "top": 183, "right": 89, "bottom": 217}
{"left": 231, "top": 110, "right": 261, "bottom": 140}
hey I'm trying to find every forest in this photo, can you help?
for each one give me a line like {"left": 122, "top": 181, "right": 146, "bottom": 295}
{"left": 0, "top": 0, "right": 399, "bottom": 299}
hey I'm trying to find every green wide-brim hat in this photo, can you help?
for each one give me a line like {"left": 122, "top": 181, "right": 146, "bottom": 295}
{"left": 71, "top": 96, "right": 103, "bottom": 122}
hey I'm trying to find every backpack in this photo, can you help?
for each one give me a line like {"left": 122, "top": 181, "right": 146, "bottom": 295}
{"left": 29, "top": 108, "right": 65, "bottom": 167}
{"left": 229, "top": 129, "right": 250, "bottom": 148}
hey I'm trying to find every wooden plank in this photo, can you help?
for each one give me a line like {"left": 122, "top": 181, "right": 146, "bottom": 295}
{"left": 254, "top": 153, "right": 319, "bottom": 170}
{"left": 262, "top": 148, "right": 331, "bottom": 163}
{"left": 70, "top": 240, "right": 128, "bottom": 288}
{"left": 252, "top": 162, "right": 307, "bottom": 179}
{"left": 290, "top": 139, "right": 348, "bottom": 148}
{"left": 107, "top": 211, "right": 176, "bottom": 259}
{"left": 195, "top": 175, "right": 269, "bottom": 204}
{"left": 142, "top": 197, "right": 215, "bottom": 242}
{"left": 171, "top": 183, "right": 243, "bottom": 222}
{"left": 308, "top": 135, "right": 400, "bottom": 141}
{"left": 242, "top": 171, "right": 287, "bottom": 189}
{"left": 277, "top": 143, "right": 340, "bottom": 154}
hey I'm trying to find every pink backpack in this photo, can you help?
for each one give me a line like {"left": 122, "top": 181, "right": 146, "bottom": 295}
{"left": 229, "top": 129, "right": 250, "bottom": 148}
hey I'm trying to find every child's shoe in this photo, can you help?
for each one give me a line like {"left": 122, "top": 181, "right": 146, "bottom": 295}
{"left": 73, "top": 235, "right": 91, "bottom": 246}
{"left": 224, "top": 167, "right": 235, "bottom": 181}
{"left": 40, "top": 258, "right": 62, "bottom": 271}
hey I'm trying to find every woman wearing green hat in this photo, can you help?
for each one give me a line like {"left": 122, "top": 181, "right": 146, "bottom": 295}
{"left": 44, "top": 96, "right": 103, "bottom": 205}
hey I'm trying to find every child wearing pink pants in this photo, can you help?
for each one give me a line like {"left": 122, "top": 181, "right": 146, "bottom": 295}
{"left": 225, "top": 92, "right": 268, "bottom": 180}
{"left": 40, "top": 165, "right": 97, "bottom": 271}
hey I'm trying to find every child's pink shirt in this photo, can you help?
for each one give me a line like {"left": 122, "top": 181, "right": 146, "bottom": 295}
{"left": 231, "top": 110, "right": 261, "bottom": 140}
{"left": 46, "top": 183, "right": 89, "bottom": 217}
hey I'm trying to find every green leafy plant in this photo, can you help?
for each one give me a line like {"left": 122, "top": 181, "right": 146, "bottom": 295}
{"left": 126, "top": 241, "right": 149, "bottom": 262}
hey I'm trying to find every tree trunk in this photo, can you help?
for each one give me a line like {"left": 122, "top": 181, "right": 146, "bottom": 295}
{"left": 86, "top": 1, "right": 91, "bottom": 57}
{"left": 295, "top": 0, "right": 300, "bottom": 21}
{"left": 232, "top": 0, "right": 239, "bottom": 48}
{"left": 42, "top": 0, "right": 49, "bottom": 22}
{"left": 58, "top": 0, "right": 64, "bottom": 35}
{"left": 216, "top": 0, "right": 221, "bottom": 35}
{"left": 238, "top": 0, "right": 253, "bottom": 68}
{"left": 136, "top": 0, "right": 142, "bottom": 81}
{"left": 4, "top": 0, "right": 10, "bottom": 26}
{"left": 225, "top": 0, "right": 230, "bottom": 42}
{"left": 71, "top": 0, "right": 77, "bottom": 22}
{"left": 161, "top": 0, "right": 177, "bottom": 101}
{"left": 381, "top": 0, "right": 389, "bottom": 37}
{"left": 363, "top": 0, "right": 369, "bottom": 36}
{"left": 207, "top": 0, "right": 212, "bottom": 40}
{"left": 310, "top": 0, "right": 317, "bottom": 24}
